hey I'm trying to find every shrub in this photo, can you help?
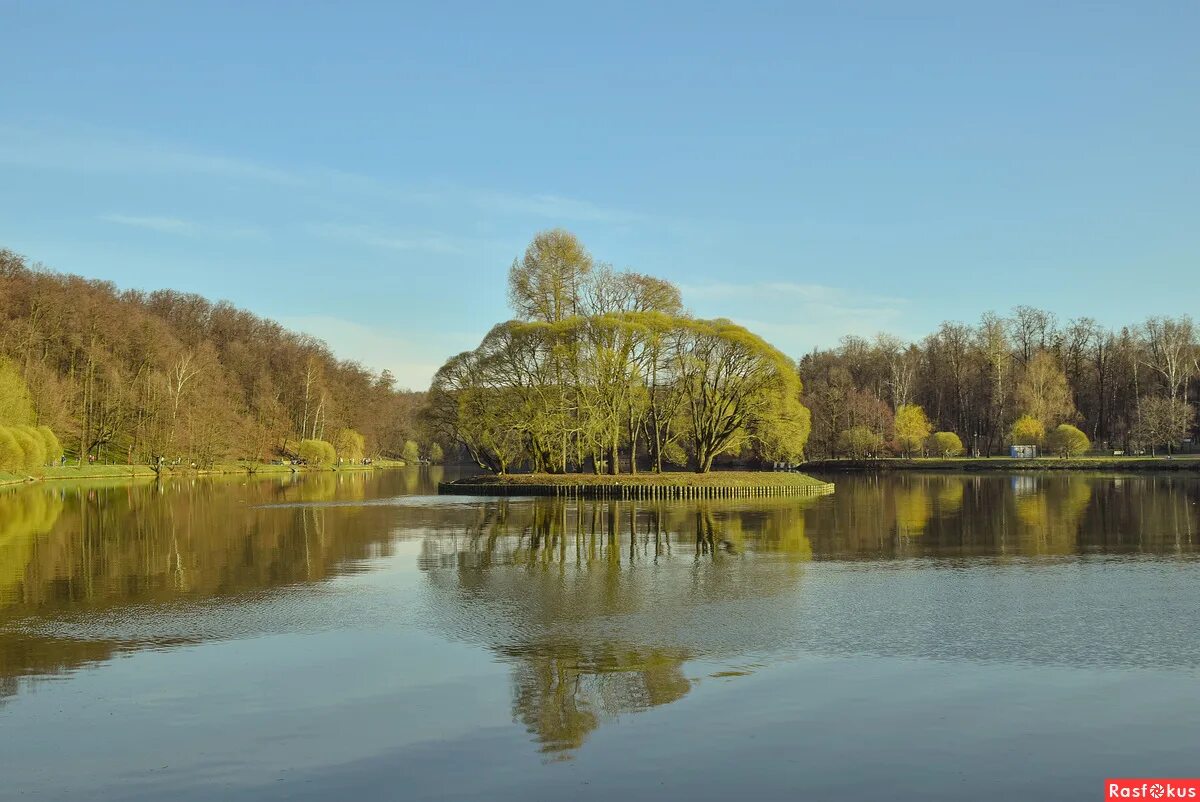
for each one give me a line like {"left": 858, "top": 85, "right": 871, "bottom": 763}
{"left": 894, "top": 404, "right": 932, "bottom": 456}
{"left": 298, "top": 438, "right": 336, "bottom": 467}
{"left": 401, "top": 440, "right": 421, "bottom": 463}
{"left": 928, "top": 431, "right": 964, "bottom": 457}
{"left": 837, "top": 426, "right": 885, "bottom": 458}
{"left": 1046, "top": 424, "right": 1090, "bottom": 457}
{"left": 428, "top": 443, "right": 445, "bottom": 464}
{"left": 0, "top": 427, "right": 23, "bottom": 472}
{"left": 1009, "top": 414, "right": 1045, "bottom": 446}
{"left": 15, "top": 425, "right": 47, "bottom": 468}
{"left": 37, "top": 426, "right": 63, "bottom": 464}
{"left": 334, "top": 428, "right": 365, "bottom": 462}
{"left": 8, "top": 426, "right": 42, "bottom": 470}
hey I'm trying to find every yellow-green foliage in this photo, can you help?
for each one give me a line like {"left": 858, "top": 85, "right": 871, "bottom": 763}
{"left": 428, "top": 443, "right": 445, "bottom": 464}
{"left": 894, "top": 404, "right": 932, "bottom": 455}
{"left": 298, "top": 438, "right": 336, "bottom": 467}
{"left": 1009, "top": 414, "right": 1045, "bottom": 446}
{"left": 1046, "top": 424, "right": 1090, "bottom": 457}
{"left": 0, "top": 489, "right": 65, "bottom": 600}
{"left": 37, "top": 425, "right": 63, "bottom": 464}
{"left": 14, "top": 425, "right": 46, "bottom": 469}
{"left": 838, "top": 426, "right": 885, "bottom": 458}
{"left": 0, "top": 357, "right": 35, "bottom": 426}
{"left": 402, "top": 440, "right": 421, "bottom": 463}
{"left": 0, "top": 427, "right": 22, "bottom": 472}
{"left": 335, "top": 428, "right": 366, "bottom": 461}
{"left": 928, "top": 431, "right": 964, "bottom": 457}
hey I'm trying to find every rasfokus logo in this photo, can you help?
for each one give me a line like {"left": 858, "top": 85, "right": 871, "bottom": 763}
{"left": 1107, "top": 779, "right": 1200, "bottom": 799}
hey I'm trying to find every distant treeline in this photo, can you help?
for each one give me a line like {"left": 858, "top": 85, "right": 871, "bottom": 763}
{"left": 0, "top": 249, "right": 427, "bottom": 466}
{"left": 800, "top": 308, "right": 1198, "bottom": 458}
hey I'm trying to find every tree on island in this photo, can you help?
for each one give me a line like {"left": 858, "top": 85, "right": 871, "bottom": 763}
{"left": 427, "top": 230, "right": 811, "bottom": 474}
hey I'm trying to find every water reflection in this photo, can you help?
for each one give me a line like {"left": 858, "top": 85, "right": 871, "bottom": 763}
{"left": 0, "top": 469, "right": 442, "bottom": 701}
{"left": 1, "top": 469, "right": 1199, "bottom": 756}
{"left": 417, "top": 495, "right": 821, "bottom": 753}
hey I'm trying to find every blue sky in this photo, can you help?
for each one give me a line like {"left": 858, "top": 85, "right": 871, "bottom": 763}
{"left": 2, "top": 2, "right": 1197, "bottom": 389}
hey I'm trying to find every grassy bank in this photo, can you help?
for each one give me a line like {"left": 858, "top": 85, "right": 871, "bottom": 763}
{"left": 801, "top": 456, "right": 1200, "bottom": 473}
{"left": 0, "top": 459, "right": 411, "bottom": 488}
{"left": 440, "top": 471, "right": 835, "bottom": 499}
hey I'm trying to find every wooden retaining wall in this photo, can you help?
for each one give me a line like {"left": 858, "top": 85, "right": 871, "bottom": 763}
{"left": 438, "top": 480, "right": 835, "bottom": 500}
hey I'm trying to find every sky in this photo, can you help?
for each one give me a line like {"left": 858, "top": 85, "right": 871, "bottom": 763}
{"left": 1, "top": 1, "right": 1197, "bottom": 390}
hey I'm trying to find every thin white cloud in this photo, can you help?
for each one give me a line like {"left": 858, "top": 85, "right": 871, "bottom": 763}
{"left": 99, "top": 214, "right": 196, "bottom": 234}
{"left": 0, "top": 123, "right": 304, "bottom": 185}
{"left": 98, "top": 213, "right": 266, "bottom": 239}
{"left": 2, "top": 123, "right": 645, "bottom": 228}
{"left": 309, "top": 223, "right": 466, "bottom": 254}
{"left": 469, "top": 190, "right": 642, "bottom": 224}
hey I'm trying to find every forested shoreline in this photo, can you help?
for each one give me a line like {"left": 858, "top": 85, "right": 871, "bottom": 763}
{"left": 428, "top": 230, "right": 1198, "bottom": 474}
{"left": 3, "top": 236, "right": 1197, "bottom": 476}
{"left": 0, "top": 249, "right": 428, "bottom": 469}
{"left": 801, "top": 308, "right": 1198, "bottom": 459}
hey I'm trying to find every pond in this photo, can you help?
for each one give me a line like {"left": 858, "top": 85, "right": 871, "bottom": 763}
{"left": 1, "top": 468, "right": 1198, "bottom": 801}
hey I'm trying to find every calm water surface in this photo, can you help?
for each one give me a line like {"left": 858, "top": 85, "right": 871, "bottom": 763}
{"left": 1, "top": 468, "right": 1198, "bottom": 801}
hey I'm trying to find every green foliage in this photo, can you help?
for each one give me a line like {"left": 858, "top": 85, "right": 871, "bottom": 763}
{"left": 14, "top": 425, "right": 47, "bottom": 468}
{"left": 401, "top": 440, "right": 421, "bottom": 463}
{"left": 1046, "top": 424, "right": 1090, "bottom": 457}
{"left": 508, "top": 229, "right": 594, "bottom": 322}
{"left": 37, "top": 425, "right": 63, "bottom": 464}
{"left": 428, "top": 442, "right": 445, "bottom": 464}
{"left": 8, "top": 427, "right": 38, "bottom": 470}
{"left": 928, "top": 431, "right": 964, "bottom": 457}
{"left": 749, "top": 384, "right": 812, "bottom": 464}
{"left": 0, "top": 427, "right": 23, "bottom": 472}
{"left": 894, "top": 405, "right": 932, "bottom": 456}
{"left": 1009, "top": 414, "right": 1045, "bottom": 446}
{"left": 334, "top": 428, "right": 366, "bottom": 461}
{"left": 0, "top": 358, "right": 35, "bottom": 426}
{"left": 434, "top": 236, "right": 814, "bottom": 475}
{"left": 837, "top": 426, "right": 885, "bottom": 458}
{"left": 1014, "top": 351, "right": 1075, "bottom": 427}
{"left": 297, "top": 439, "right": 336, "bottom": 467}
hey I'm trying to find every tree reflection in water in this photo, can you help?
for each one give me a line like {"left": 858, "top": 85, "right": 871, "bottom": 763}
{"left": 1, "top": 469, "right": 1198, "bottom": 751}
{"left": 417, "top": 495, "right": 820, "bottom": 753}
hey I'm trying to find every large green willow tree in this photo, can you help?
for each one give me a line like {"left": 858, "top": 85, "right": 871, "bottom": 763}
{"left": 427, "top": 230, "right": 811, "bottom": 474}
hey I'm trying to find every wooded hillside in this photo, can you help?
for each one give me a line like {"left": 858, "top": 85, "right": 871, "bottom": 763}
{"left": 0, "top": 249, "right": 425, "bottom": 464}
